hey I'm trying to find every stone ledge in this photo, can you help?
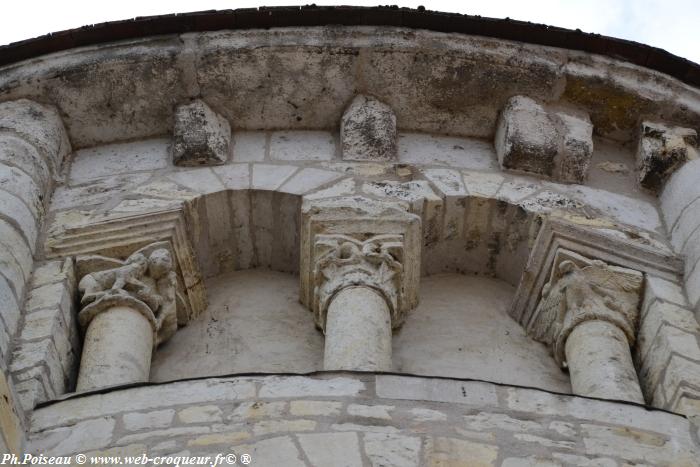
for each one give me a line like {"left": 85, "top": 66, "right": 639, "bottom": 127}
{"left": 27, "top": 372, "right": 698, "bottom": 464}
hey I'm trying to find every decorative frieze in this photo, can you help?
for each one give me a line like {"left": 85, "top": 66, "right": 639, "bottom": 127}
{"left": 75, "top": 242, "right": 183, "bottom": 391}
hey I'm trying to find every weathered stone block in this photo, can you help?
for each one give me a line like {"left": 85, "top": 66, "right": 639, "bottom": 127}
{"left": 0, "top": 99, "right": 70, "bottom": 173}
{"left": 29, "top": 416, "right": 115, "bottom": 456}
{"left": 554, "top": 111, "right": 594, "bottom": 183}
{"left": 424, "top": 437, "right": 499, "bottom": 467}
{"left": 0, "top": 135, "right": 51, "bottom": 189}
{"left": 178, "top": 405, "right": 222, "bottom": 423}
{"left": 123, "top": 409, "right": 174, "bottom": 431}
{"left": 14, "top": 377, "right": 48, "bottom": 413}
{"left": 495, "top": 96, "right": 558, "bottom": 177}
{"left": 270, "top": 131, "right": 335, "bottom": 161}
{"left": 0, "top": 276, "right": 19, "bottom": 338}
{"left": 258, "top": 376, "right": 365, "bottom": 398}
{"left": 289, "top": 400, "right": 342, "bottom": 416}
{"left": 636, "top": 121, "right": 697, "bottom": 192}
{"left": 644, "top": 275, "right": 688, "bottom": 308}
{"left": 297, "top": 432, "right": 363, "bottom": 467}
{"left": 341, "top": 95, "right": 397, "bottom": 161}
{"left": 496, "top": 97, "right": 594, "bottom": 183}
{"left": 0, "top": 191, "right": 38, "bottom": 250}
{"left": 0, "top": 368, "right": 24, "bottom": 455}
{"left": 10, "top": 339, "right": 66, "bottom": 396}
{"left": 172, "top": 100, "right": 231, "bottom": 166}
{"left": 364, "top": 433, "right": 421, "bottom": 467}
{"left": 375, "top": 375, "right": 498, "bottom": 406}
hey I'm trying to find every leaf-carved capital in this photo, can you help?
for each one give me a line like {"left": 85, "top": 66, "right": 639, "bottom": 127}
{"left": 313, "top": 234, "right": 405, "bottom": 329}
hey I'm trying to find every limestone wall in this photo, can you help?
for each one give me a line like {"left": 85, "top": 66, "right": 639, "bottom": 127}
{"left": 1, "top": 16, "right": 700, "bottom": 461}
{"left": 27, "top": 373, "right": 700, "bottom": 466}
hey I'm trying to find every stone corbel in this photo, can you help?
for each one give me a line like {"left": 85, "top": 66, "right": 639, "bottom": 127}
{"left": 530, "top": 248, "right": 644, "bottom": 402}
{"left": 636, "top": 121, "right": 697, "bottom": 193}
{"left": 74, "top": 241, "right": 187, "bottom": 391}
{"left": 300, "top": 197, "right": 421, "bottom": 371}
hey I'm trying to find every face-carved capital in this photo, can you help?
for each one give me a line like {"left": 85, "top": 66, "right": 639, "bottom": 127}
{"left": 76, "top": 241, "right": 184, "bottom": 346}
{"left": 313, "top": 234, "right": 405, "bottom": 329}
{"left": 530, "top": 249, "right": 643, "bottom": 367}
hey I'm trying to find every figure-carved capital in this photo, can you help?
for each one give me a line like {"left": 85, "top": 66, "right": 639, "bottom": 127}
{"left": 313, "top": 234, "right": 405, "bottom": 329}
{"left": 530, "top": 249, "right": 643, "bottom": 366}
{"left": 300, "top": 196, "right": 421, "bottom": 331}
{"left": 77, "top": 241, "right": 184, "bottom": 347}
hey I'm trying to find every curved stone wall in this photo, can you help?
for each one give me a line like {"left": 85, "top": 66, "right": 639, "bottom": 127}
{"left": 27, "top": 373, "right": 699, "bottom": 466}
{"left": 0, "top": 9, "right": 699, "bottom": 462}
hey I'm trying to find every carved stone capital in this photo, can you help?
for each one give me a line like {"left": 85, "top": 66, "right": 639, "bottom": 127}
{"left": 300, "top": 196, "right": 421, "bottom": 330}
{"left": 313, "top": 234, "right": 405, "bottom": 329}
{"left": 47, "top": 209, "right": 207, "bottom": 325}
{"left": 76, "top": 241, "right": 183, "bottom": 347}
{"left": 530, "top": 249, "right": 643, "bottom": 366}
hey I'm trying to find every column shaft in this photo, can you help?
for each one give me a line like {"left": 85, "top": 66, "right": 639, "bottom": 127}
{"left": 565, "top": 320, "right": 644, "bottom": 403}
{"left": 76, "top": 306, "right": 154, "bottom": 392}
{"left": 323, "top": 286, "right": 392, "bottom": 371}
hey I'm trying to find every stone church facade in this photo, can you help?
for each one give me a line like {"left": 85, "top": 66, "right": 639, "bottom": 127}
{"left": 0, "top": 6, "right": 699, "bottom": 466}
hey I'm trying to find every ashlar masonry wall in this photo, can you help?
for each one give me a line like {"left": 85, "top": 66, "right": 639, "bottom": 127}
{"left": 28, "top": 373, "right": 700, "bottom": 466}
{"left": 1, "top": 18, "right": 700, "bottom": 462}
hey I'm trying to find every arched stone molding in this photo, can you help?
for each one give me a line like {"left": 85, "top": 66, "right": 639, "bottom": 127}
{"left": 24, "top": 131, "right": 692, "bottom": 412}
{"left": 47, "top": 156, "right": 668, "bottom": 284}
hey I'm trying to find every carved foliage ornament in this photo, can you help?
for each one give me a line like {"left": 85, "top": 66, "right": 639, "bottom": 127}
{"left": 77, "top": 242, "right": 186, "bottom": 347}
{"left": 313, "top": 234, "right": 405, "bottom": 330}
{"left": 531, "top": 249, "right": 643, "bottom": 367}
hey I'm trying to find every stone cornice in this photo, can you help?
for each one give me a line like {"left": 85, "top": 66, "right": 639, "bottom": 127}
{"left": 1, "top": 7, "right": 698, "bottom": 89}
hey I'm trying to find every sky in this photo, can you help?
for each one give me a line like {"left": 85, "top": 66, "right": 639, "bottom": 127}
{"left": 2, "top": 1, "right": 699, "bottom": 64}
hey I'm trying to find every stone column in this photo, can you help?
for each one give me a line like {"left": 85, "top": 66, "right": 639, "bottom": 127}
{"left": 76, "top": 304, "right": 154, "bottom": 391}
{"left": 565, "top": 320, "right": 643, "bottom": 402}
{"left": 75, "top": 244, "right": 179, "bottom": 392}
{"left": 533, "top": 250, "right": 644, "bottom": 403}
{"left": 313, "top": 234, "right": 409, "bottom": 371}
{"left": 323, "top": 286, "right": 392, "bottom": 371}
